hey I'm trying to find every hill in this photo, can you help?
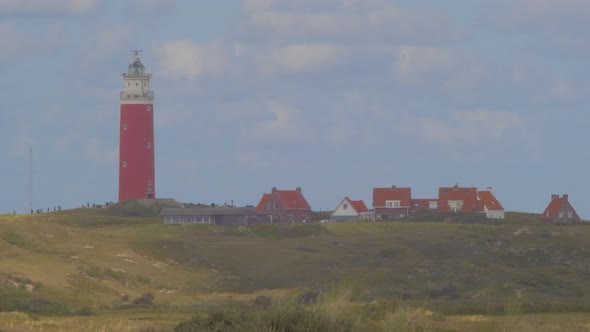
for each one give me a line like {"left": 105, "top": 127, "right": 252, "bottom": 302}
{"left": 1, "top": 206, "right": 590, "bottom": 331}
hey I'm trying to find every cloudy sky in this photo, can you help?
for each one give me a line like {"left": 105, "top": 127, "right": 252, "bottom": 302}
{"left": 1, "top": 0, "right": 589, "bottom": 216}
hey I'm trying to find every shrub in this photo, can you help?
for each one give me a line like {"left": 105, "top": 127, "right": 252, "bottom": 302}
{"left": 297, "top": 290, "right": 319, "bottom": 305}
{"left": 133, "top": 293, "right": 154, "bottom": 305}
{"left": 253, "top": 295, "right": 272, "bottom": 308}
{"left": 74, "top": 306, "right": 94, "bottom": 316}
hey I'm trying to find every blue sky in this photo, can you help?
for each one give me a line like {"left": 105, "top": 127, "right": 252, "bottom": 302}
{"left": 1, "top": 0, "right": 589, "bottom": 216}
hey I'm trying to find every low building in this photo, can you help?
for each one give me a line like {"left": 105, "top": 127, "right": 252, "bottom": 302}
{"left": 411, "top": 198, "right": 438, "bottom": 213}
{"left": 330, "top": 197, "right": 369, "bottom": 221}
{"left": 373, "top": 186, "right": 412, "bottom": 220}
{"left": 541, "top": 194, "right": 581, "bottom": 223}
{"left": 256, "top": 187, "right": 312, "bottom": 223}
{"left": 160, "top": 207, "right": 262, "bottom": 225}
{"left": 477, "top": 190, "right": 505, "bottom": 219}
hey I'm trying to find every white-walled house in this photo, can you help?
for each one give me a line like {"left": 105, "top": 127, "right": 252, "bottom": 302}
{"left": 477, "top": 190, "right": 505, "bottom": 219}
{"left": 330, "top": 197, "right": 369, "bottom": 221}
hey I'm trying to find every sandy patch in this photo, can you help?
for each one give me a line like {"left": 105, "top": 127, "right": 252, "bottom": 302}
{"left": 83, "top": 245, "right": 94, "bottom": 249}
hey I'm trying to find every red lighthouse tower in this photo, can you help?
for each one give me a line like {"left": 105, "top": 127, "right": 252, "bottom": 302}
{"left": 119, "top": 51, "right": 155, "bottom": 202}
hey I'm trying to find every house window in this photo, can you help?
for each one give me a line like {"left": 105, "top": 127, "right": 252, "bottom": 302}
{"left": 385, "top": 200, "right": 400, "bottom": 208}
{"left": 429, "top": 201, "right": 438, "bottom": 209}
{"left": 343, "top": 203, "right": 348, "bottom": 210}
{"left": 559, "top": 211, "right": 564, "bottom": 218}
{"left": 274, "top": 202, "right": 279, "bottom": 210}
{"left": 568, "top": 211, "right": 574, "bottom": 218}
{"left": 448, "top": 200, "right": 463, "bottom": 212}
{"left": 266, "top": 203, "right": 271, "bottom": 210}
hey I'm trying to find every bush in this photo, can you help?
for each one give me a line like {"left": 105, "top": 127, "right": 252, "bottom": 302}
{"left": 253, "top": 295, "right": 272, "bottom": 308}
{"left": 133, "top": 293, "right": 154, "bottom": 305}
{"left": 74, "top": 307, "right": 94, "bottom": 316}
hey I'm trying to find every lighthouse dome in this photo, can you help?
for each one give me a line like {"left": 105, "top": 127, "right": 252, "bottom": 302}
{"left": 127, "top": 53, "right": 146, "bottom": 77}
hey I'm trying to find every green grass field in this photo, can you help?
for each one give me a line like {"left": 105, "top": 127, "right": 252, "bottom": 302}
{"left": 1, "top": 206, "right": 590, "bottom": 331}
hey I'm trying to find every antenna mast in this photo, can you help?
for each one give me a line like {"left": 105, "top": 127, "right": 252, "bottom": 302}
{"left": 28, "top": 146, "right": 33, "bottom": 214}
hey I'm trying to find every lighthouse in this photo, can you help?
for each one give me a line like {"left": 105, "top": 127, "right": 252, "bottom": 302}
{"left": 119, "top": 51, "right": 155, "bottom": 202}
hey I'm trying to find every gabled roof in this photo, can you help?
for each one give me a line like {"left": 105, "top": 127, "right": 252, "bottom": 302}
{"left": 541, "top": 194, "right": 579, "bottom": 220}
{"left": 256, "top": 194, "right": 271, "bottom": 211}
{"left": 345, "top": 197, "right": 368, "bottom": 213}
{"left": 438, "top": 186, "right": 478, "bottom": 212}
{"left": 477, "top": 191, "right": 504, "bottom": 211}
{"left": 277, "top": 190, "right": 310, "bottom": 210}
{"left": 256, "top": 189, "right": 311, "bottom": 211}
{"left": 373, "top": 187, "right": 411, "bottom": 207}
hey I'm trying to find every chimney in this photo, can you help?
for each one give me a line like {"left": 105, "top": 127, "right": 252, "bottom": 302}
{"left": 551, "top": 194, "right": 558, "bottom": 201}
{"left": 296, "top": 187, "right": 302, "bottom": 192}
{"left": 486, "top": 187, "right": 493, "bottom": 192}
{"left": 272, "top": 187, "right": 277, "bottom": 193}
{"left": 563, "top": 194, "right": 568, "bottom": 202}
{"left": 391, "top": 185, "right": 396, "bottom": 191}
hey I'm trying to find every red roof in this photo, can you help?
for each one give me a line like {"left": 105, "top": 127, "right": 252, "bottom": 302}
{"left": 256, "top": 189, "right": 311, "bottom": 211}
{"left": 256, "top": 194, "right": 271, "bottom": 211}
{"left": 373, "top": 187, "right": 411, "bottom": 207}
{"left": 276, "top": 190, "right": 310, "bottom": 210}
{"left": 541, "top": 195, "right": 579, "bottom": 220}
{"left": 477, "top": 191, "right": 504, "bottom": 211}
{"left": 346, "top": 198, "right": 368, "bottom": 213}
{"left": 438, "top": 186, "right": 478, "bottom": 212}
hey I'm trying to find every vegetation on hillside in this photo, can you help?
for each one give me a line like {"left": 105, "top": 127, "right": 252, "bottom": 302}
{"left": 1, "top": 206, "right": 590, "bottom": 330}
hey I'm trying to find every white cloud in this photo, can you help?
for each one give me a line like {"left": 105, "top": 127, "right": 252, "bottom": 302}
{"left": 80, "top": 25, "right": 133, "bottom": 65}
{"left": 0, "top": 23, "right": 65, "bottom": 62}
{"left": 155, "top": 110, "right": 194, "bottom": 129}
{"left": 397, "top": 110, "right": 523, "bottom": 145}
{"left": 241, "top": 101, "right": 305, "bottom": 142}
{"left": 126, "top": 0, "right": 175, "bottom": 14}
{"left": 264, "top": 43, "right": 348, "bottom": 75}
{"left": 82, "top": 138, "right": 117, "bottom": 164}
{"left": 239, "top": 0, "right": 457, "bottom": 44}
{"left": 155, "top": 40, "right": 224, "bottom": 81}
{"left": 0, "top": 0, "right": 98, "bottom": 16}
{"left": 393, "top": 46, "right": 457, "bottom": 83}
{"left": 236, "top": 149, "right": 270, "bottom": 169}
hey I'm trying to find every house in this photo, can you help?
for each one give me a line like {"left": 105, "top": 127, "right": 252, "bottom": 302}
{"left": 160, "top": 207, "right": 262, "bottom": 225}
{"left": 438, "top": 185, "right": 479, "bottom": 213}
{"left": 256, "top": 187, "right": 312, "bottom": 223}
{"left": 330, "top": 197, "right": 369, "bottom": 221}
{"left": 541, "top": 194, "right": 581, "bottom": 223}
{"left": 373, "top": 186, "right": 412, "bottom": 220}
{"left": 477, "top": 190, "right": 505, "bottom": 219}
{"left": 410, "top": 198, "right": 438, "bottom": 213}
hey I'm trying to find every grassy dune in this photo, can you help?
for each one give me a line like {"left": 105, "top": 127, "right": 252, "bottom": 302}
{"left": 1, "top": 206, "right": 590, "bottom": 331}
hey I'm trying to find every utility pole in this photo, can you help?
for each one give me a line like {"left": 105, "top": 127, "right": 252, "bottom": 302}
{"left": 28, "top": 146, "right": 32, "bottom": 214}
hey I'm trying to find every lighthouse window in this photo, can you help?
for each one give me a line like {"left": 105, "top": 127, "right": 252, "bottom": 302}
{"left": 148, "top": 179, "right": 152, "bottom": 186}
{"left": 147, "top": 142, "right": 151, "bottom": 149}
{"left": 123, "top": 161, "right": 127, "bottom": 167}
{"left": 147, "top": 106, "right": 151, "bottom": 112}
{"left": 123, "top": 123, "right": 127, "bottom": 130}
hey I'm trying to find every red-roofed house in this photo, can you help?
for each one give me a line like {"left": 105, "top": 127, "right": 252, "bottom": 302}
{"left": 373, "top": 186, "right": 412, "bottom": 220}
{"left": 411, "top": 198, "right": 439, "bottom": 213}
{"left": 541, "top": 194, "right": 580, "bottom": 223}
{"left": 256, "top": 187, "right": 312, "bottom": 223}
{"left": 438, "top": 185, "right": 479, "bottom": 213}
{"left": 477, "top": 190, "right": 505, "bottom": 219}
{"left": 330, "top": 197, "right": 369, "bottom": 221}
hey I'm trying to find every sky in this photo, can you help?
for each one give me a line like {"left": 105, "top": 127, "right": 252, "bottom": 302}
{"left": 1, "top": 0, "right": 589, "bottom": 217}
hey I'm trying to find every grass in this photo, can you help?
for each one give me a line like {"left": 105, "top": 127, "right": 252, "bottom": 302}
{"left": 2, "top": 208, "right": 590, "bottom": 330}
